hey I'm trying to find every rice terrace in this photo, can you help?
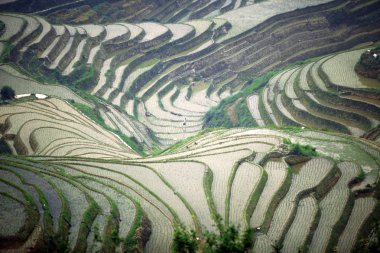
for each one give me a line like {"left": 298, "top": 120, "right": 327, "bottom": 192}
{"left": 0, "top": 0, "right": 380, "bottom": 252}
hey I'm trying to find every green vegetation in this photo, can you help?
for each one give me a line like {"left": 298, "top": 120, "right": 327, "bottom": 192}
{"left": 173, "top": 216, "right": 254, "bottom": 253}
{"left": 193, "top": 73, "right": 202, "bottom": 82}
{"left": 0, "top": 42, "right": 14, "bottom": 64}
{"left": 204, "top": 96, "right": 234, "bottom": 128}
{"left": 170, "top": 88, "right": 180, "bottom": 104}
{"left": 204, "top": 97, "right": 255, "bottom": 128}
{"left": 70, "top": 102, "right": 145, "bottom": 156}
{"left": 203, "top": 69, "right": 280, "bottom": 129}
{"left": 0, "top": 86, "right": 15, "bottom": 100}
{"left": 355, "top": 46, "right": 380, "bottom": 81}
{"left": 0, "top": 21, "right": 4, "bottom": 33}
{"left": 357, "top": 168, "right": 365, "bottom": 181}
{"left": 186, "top": 85, "right": 193, "bottom": 100}
{"left": 236, "top": 100, "right": 255, "bottom": 127}
{"left": 0, "top": 138, "right": 12, "bottom": 154}
{"left": 72, "top": 64, "right": 96, "bottom": 90}
{"left": 283, "top": 138, "right": 318, "bottom": 157}
{"left": 1, "top": 2, "right": 380, "bottom": 252}
{"left": 173, "top": 224, "right": 198, "bottom": 253}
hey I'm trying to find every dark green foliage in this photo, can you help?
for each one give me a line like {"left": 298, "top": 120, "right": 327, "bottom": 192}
{"left": 72, "top": 64, "right": 96, "bottom": 90}
{"left": 359, "top": 222, "right": 380, "bottom": 253}
{"left": 0, "top": 138, "right": 12, "bottom": 154}
{"left": 291, "top": 143, "right": 317, "bottom": 157}
{"left": 204, "top": 98, "right": 255, "bottom": 129}
{"left": 283, "top": 138, "right": 318, "bottom": 157}
{"left": 0, "top": 21, "right": 4, "bottom": 33}
{"left": 204, "top": 106, "right": 233, "bottom": 128}
{"left": 292, "top": 144, "right": 317, "bottom": 156}
{"left": 94, "top": 224, "right": 101, "bottom": 242}
{"left": 355, "top": 47, "right": 380, "bottom": 81}
{"left": 0, "top": 86, "right": 15, "bottom": 100}
{"left": 73, "top": 200, "right": 100, "bottom": 252}
{"left": 0, "top": 42, "right": 14, "bottom": 63}
{"left": 193, "top": 73, "right": 202, "bottom": 82}
{"left": 357, "top": 169, "right": 365, "bottom": 181}
{"left": 203, "top": 216, "right": 254, "bottom": 253}
{"left": 241, "top": 70, "right": 278, "bottom": 97}
{"left": 203, "top": 69, "right": 279, "bottom": 129}
{"left": 204, "top": 222, "right": 253, "bottom": 253}
{"left": 236, "top": 100, "right": 255, "bottom": 127}
{"left": 173, "top": 224, "right": 198, "bottom": 253}
{"left": 353, "top": 181, "right": 380, "bottom": 253}
{"left": 173, "top": 216, "right": 254, "bottom": 253}
{"left": 203, "top": 95, "right": 236, "bottom": 128}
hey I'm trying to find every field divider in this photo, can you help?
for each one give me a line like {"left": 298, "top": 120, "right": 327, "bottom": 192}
{"left": 74, "top": 175, "right": 147, "bottom": 252}
{"left": 277, "top": 159, "right": 340, "bottom": 245}
{"left": 0, "top": 165, "right": 55, "bottom": 242}
{"left": 0, "top": 158, "right": 71, "bottom": 250}
{"left": 224, "top": 151, "right": 255, "bottom": 226}
{"left": 54, "top": 162, "right": 178, "bottom": 224}
{"left": 0, "top": 176, "right": 39, "bottom": 246}
{"left": 138, "top": 163, "right": 203, "bottom": 234}
{"left": 244, "top": 162, "right": 268, "bottom": 227}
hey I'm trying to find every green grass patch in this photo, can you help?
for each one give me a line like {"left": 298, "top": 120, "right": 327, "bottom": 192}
{"left": 73, "top": 199, "right": 100, "bottom": 252}
{"left": 283, "top": 138, "right": 318, "bottom": 157}
{"left": 0, "top": 42, "right": 14, "bottom": 64}
{"left": 245, "top": 169, "right": 268, "bottom": 225}
{"left": 72, "top": 64, "right": 96, "bottom": 90}
{"left": 236, "top": 99, "right": 256, "bottom": 127}
{"left": 203, "top": 69, "right": 281, "bottom": 129}
{"left": 203, "top": 167, "right": 219, "bottom": 224}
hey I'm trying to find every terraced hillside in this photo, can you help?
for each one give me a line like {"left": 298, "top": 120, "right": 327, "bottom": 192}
{"left": 1, "top": 0, "right": 380, "bottom": 252}
{"left": 0, "top": 100, "right": 379, "bottom": 252}
{"left": 245, "top": 48, "right": 380, "bottom": 138}
{"left": 1, "top": 0, "right": 380, "bottom": 146}
{"left": 0, "top": 0, "right": 253, "bottom": 24}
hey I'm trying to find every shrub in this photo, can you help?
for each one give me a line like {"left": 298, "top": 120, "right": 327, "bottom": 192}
{"left": 357, "top": 169, "right": 365, "bottom": 181}
{"left": 0, "top": 86, "right": 15, "bottom": 100}
{"left": 173, "top": 224, "right": 198, "bottom": 253}
{"left": 173, "top": 216, "right": 254, "bottom": 253}
{"left": 193, "top": 73, "right": 202, "bottom": 82}
{"left": 291, "top": 143, "right": 317, "bottom": 156}
{"left": 283, "top": 139, "right": 318, "bottom": 157}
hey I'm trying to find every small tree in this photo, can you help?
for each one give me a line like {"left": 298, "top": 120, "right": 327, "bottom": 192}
{"left": 203, "top": 224, "right": 254, "bottom": 253}
{"left": 0, "top": 86, "right": 15, "bottom": 100}
{"left": 173, "top": 215, "right": 254, "bottom": 253}
{"left": 173, "top": 224, "right": 198, "bottom": 253}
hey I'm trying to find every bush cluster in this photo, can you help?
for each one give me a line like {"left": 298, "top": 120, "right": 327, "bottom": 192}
{"left": 283, "top": 138, "right": 318, "bottom": 157}
{"left": 173, "top": 216, "right": 254, "bottom": 253}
